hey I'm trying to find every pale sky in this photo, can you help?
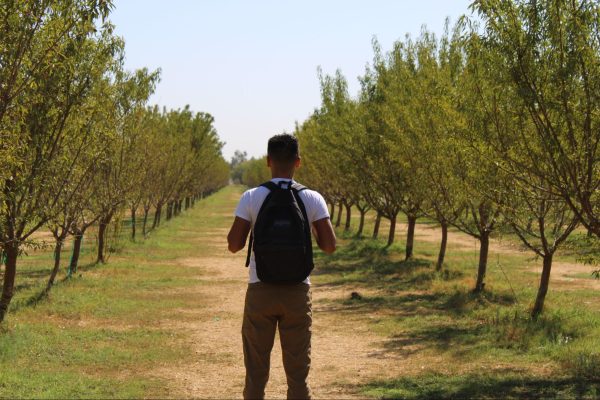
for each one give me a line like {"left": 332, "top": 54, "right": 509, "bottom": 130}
{"left": 111, "top": 0, "right": 474, "bottom": 161}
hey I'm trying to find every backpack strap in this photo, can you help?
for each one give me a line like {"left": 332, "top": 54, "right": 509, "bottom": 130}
{"left": 291, "top": 182, "right": 308, "bottom": 193}
{"left": 245, "top": 232, "right": 253, "bottom": 267}
{"left": 290, "top": 183, "right": 313, "bottom": 266}
{"left": 290, "top": 183, "right": 310, "bottom": 229}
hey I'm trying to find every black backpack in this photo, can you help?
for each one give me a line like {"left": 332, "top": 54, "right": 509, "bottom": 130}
{"left": 245, "top": 181, "right": 314, "bottom": 283}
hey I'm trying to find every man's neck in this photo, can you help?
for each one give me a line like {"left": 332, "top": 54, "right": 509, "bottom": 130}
{"left": 271, "top": 170, "right": 294, "bottom": 180}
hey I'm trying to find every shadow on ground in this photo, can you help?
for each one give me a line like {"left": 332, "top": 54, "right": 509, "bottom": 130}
{"left": 313, "top": 238, "right": 464, "bottom": 291}
{"left": 362, "top": 373, "right": 600, "bottom": 399}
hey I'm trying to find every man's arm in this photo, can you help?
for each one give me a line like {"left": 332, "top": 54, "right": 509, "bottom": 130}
{"left": 312, "top": 217, "right": 336, "bottom": 254}
{"left": 227, "top": 217, "right": 251, "bottom": 253}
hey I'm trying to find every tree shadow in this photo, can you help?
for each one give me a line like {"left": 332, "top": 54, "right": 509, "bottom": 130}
{"left": 320, "top": 282, "right": 514, "bottom": 316}
{"left": 76, "top": 261, "right": 104, "bottom": 273}
{"left": 10, "top": 288, "right": 49, "bottom": 313}
{"left": 315, "top": 274, "right": 521, "bottom": 362}
{"left": 363, "top": 374, "right": 600, "bottom": 399}
{"left": 16, "top": 269, "right": 52, "bottom": 279}
{"left": 10, "top": 261, "right": 98, "bottom": 313}
{"left": 314, "top": 238, "right": 467, "bottom": 291}
{"left": 14, "top": 281, "right": 41, "bottom": 292}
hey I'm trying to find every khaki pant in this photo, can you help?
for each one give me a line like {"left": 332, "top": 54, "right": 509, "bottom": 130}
{"left": 242, "top": 282, "right": 312, "bottom": 399}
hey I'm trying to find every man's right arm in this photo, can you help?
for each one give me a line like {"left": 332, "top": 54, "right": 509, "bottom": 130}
{"left": 227, "top": 216, "right": 251, "bottom": 253}
{"left": 312, "top": 217, "right": 336, "bottom": 254}
{"left": 228, "top": 190, "right": 252, "bottom": 253}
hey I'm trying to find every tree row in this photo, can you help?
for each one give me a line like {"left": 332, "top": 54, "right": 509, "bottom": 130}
{"left": 0, "top": 1, "right": 229, "bottom": 322}
{"left": 295, "top": 0, "right": 600, "bottom": 318}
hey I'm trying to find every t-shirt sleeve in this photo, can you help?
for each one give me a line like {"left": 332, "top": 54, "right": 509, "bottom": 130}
{"left": 234, "top": 190, "right": 252, "bottom": 222}
{"left": 307, "top": 191, "right": 330, "bottom": 223}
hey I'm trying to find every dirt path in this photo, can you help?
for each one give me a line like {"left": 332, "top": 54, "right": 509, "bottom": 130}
{"left": 161, "top": 248, "right": 409, "bottom": 399}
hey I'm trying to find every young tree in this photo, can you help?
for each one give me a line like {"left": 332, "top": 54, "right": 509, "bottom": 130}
{"left": 464, "top": 18, "right": 581, "bottom": 316}
{"left": 93, "top": 67, "right": 159, "bottom": 264}
{"left": 473, "top": 0, "right": 600, "bottom": 238}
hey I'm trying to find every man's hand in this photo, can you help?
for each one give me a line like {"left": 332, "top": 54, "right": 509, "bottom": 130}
{"left": 312, "top": 217, "right": 336, "bottom": 254}
{"left": 227, "top": 216, "right": 251, "bottom": 253}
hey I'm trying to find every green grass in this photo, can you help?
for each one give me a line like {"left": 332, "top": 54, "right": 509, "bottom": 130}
{"left": 0, "top": 370, "right": 160, "bottom": 399}
{"left": 0, "top": 186, "right": 241, "bottom": 398}
{"left": 314, "top": 208, "right": 600, "bottom": 399}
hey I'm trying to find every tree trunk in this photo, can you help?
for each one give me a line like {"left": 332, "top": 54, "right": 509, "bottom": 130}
{"left": 0, "top": 242, "right": 18, "bottom": 322}
{"left": 335, "top": 200, "right": 343, "bottom": 228}
{"left": 166, "top": 202, "right": 172, "bottom": 221}
{"left": 436, "top": 221, "right": 448, "bottom": 271}
{"left": 131, "top": 207, "right": 137, "bottom": 241}
{"left": 96, "top": 214, "right": 112, "bottom": 264}
{"left": 185, "top": 197, "right": 190, "bottom": 210}
{"left": 405, "top": 215, "right": 417, "bottom": 260}
{"left": 152, "top": 205, "right": 162, "bottom": 229}
{"left": 532, "top": 253, "right": 553, "bottom": 318}
{"left": 373, "top": 211, "right": 382, "bottom": 239}
{"left": 387, "top": 213, "right": 397, "bottom": 247}
{"left": 142, "top": 208, "right": 150, "bottom": 236}
{"left": 344, "top": 203, "right": 352, "bottom": 232}
{"left": 474, "top": 231, "right": 490, "bottom": 293}
{"left": 330, "top": 202, "right": 335, "bottom": 221}
{"left": 357, "top": 209, "right": 366, "bottom": 237}
{"left": 46, "top": 239, "right": 63, "bottom": 292}
{"left": 68, "top": 231, "right": 84, "bottom": 276}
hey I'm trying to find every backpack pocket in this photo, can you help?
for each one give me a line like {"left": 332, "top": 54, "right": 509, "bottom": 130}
{"left": 254, "top": 244, "right": 311, "bottom": 283}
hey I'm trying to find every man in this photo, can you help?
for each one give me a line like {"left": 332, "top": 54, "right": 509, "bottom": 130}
{"left": 227, "top": 133, "right": 336, "bottom": 399}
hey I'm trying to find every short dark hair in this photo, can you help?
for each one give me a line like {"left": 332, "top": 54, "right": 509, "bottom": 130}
{"left": 267, "top": 134, "right": 299, "bottom": 164}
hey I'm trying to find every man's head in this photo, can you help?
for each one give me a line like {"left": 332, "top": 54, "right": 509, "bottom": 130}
{"left": 267, "top": 134, "right": 301, "bottom": 177}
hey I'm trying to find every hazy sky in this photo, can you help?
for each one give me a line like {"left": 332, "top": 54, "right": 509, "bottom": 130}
{"left": 111, "top": 1, "right": 473, "bottom": 160}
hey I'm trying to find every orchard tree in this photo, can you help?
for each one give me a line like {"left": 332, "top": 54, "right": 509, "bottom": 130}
{"left": 383, "top": 25, "right": 468, "bottom": 270}
{"left": 93, "top": 67, "right": 159, "bottom": 264}
{"left": 464, "top": 14, "right": 582, "bottom": 316}
{"left": 473, "top": 0, "right": 600, "bottom": 239}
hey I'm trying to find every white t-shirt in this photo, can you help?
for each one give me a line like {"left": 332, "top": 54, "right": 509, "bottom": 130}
{"left": 234, "top": 178, "right": 330, "bottom": 284}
